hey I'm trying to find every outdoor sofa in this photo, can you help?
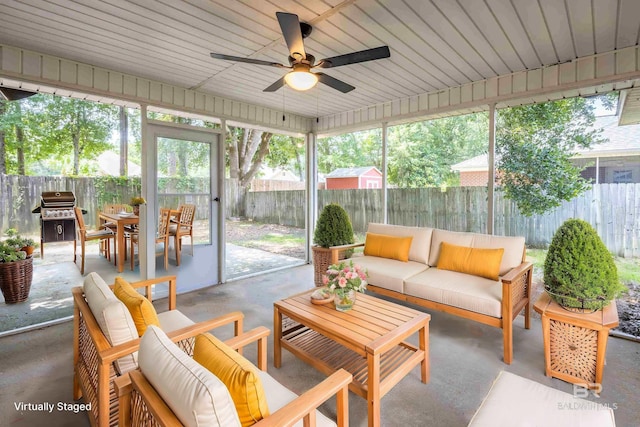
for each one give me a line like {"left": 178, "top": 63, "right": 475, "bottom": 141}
{"left": 328, "top": 223, "right": 533, "bottom": 364}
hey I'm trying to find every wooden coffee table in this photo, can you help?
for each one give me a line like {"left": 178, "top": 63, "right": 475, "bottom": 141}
{"left": 274, "top": 289, "right": 430, "bottom": 427}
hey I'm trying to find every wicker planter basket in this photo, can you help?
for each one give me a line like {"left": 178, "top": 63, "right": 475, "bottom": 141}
{"left": 312, "top": 246, "right": 351, "bottom": 287}
{"left": 0, "top": 257, "right": 34, "bottom": 304}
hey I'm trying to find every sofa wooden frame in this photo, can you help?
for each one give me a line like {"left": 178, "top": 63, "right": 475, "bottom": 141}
{"left": 114, "top": 331, "right": 352, "bottom": 427}
{"left": 72, "top": 275, "right": 247, "bottom": 427}
{"left": 327, "top": 244, "right": 533, "bottom": 365}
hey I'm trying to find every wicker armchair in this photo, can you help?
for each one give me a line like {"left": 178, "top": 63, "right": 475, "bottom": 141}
{"left": 72, "top": 275, "right": 246, "bottom": 427}
{"left": 114, "top": 330, "right": 352, "bottom": 427}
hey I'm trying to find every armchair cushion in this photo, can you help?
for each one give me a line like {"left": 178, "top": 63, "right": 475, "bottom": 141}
{"left": 114, "top": 277, "right": 160, "bottom": 336}
{"left": 194, "top": 333, "right": 270, "bottom": 427}
{"left": 83, "top": 272, "right": 138, "bottom": 374}
{"left": 140, "top": 326, "right": 241, "bottom": 427}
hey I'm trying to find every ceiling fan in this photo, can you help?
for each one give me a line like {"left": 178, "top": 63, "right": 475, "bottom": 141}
{"left": 210, "top": 12, "right": 390, "bottom": 93}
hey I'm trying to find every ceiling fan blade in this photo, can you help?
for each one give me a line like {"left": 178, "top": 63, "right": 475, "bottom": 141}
{"left": 317, "top": 46, "right": 390, "bottom": 68}
{"left": 276, "top": 12, "right": 306, "bottom": 60}
{"left": 263, "top": 76, "right": 287, "bottom": 92}
{"left": 210, "top": 53, "right": 286, "bottom": 68}
{"left": 316, "top": 73, "right": 355, "bottom": 93}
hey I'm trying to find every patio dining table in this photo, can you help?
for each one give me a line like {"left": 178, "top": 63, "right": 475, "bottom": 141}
{"left": 98, "top": 211, "right": 138, "bottom": 273}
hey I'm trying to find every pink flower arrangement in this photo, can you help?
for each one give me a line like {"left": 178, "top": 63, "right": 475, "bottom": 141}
{"left": 322, "top": 260, "right": 368, "bottom": 295}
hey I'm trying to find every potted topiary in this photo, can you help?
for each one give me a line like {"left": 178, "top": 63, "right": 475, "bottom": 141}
{"left": 0, "top": 231, "right": 34, "bottom": 304}
{"left": 543, "top": 218, "right": 624, "bottom": 311}
{"left": 312, "top": 203, "right": 355, "bottom": 286}
{"left": 534, "top": 218, "right": 625, "bottom": 390}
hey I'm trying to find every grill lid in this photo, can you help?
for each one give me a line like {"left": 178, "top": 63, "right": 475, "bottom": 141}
{"left": 40, "top": 191, "right": 76, "bottom": 208}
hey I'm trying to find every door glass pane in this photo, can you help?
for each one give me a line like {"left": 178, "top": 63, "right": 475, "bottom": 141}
{"left": 157, "top": 137, "right": 210, "bottom": 244}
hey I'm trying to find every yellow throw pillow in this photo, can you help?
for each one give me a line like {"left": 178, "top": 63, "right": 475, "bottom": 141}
{"left": 363, "top": 232, "right": 413, "bottom": 262}
{"left": 436, "top": 242, "right": 504, "bottom": 280}
{"left": 194, "top": 333, "right": 270, "bottom": 427}
{"left": 113, "top": 277, "right": 160, "bottom": 336}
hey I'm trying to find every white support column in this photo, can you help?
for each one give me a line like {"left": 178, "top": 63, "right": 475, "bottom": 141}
{"left": 306, "top": 132, "right": 318, "bottom": 263}
{"left": 487, "top": 103, "right": 496, "bottom": 235}
{"left": 381, "top": 122, "right": 388, "bottom": 224}
{"left": 140, "top": 104, "right": 154, "bottom": 279}
{"left": 219, "top": 119, "right": 227, "bottom": 282}
{"left": 595, "top": 157, "right": 600, "bottom": 184}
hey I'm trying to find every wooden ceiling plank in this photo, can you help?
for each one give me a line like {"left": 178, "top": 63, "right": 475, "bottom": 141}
{"left": 0, "top": 22, "right": 211, "bottom": 86}
{"left": 336, "top": 4, "right": 456, "bottom": 89}
{"left": 372, "top": 0, "right": 477, "bottom": 83}
{"left": 431, "top": 0, "right": 510, "bottom": 76}
{"left": 485, "top": 0, "right": 541, "bottom": 70}
{"left": 616, "top": 0, "right": 640, "bottom": 48}
{"left": 592, "top": 0, "right": 618, "bottom": 53}
{"left": 511, "top": 0, "right": 558, "bottom": 65}
{"left": 538, "top": 0, "right": 577, "bottom": 61}
{"left": 403, "top": 0, "right": 494, "bottom": 79}
{"left": 457, "top": 0, "right": 525, "bottom": 73}
{"left": 563, "top": 0, "right": 595, "bottom": 58}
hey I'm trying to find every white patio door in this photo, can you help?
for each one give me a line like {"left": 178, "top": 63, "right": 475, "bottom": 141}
{"left": 145, "top": 121, "right": 221, "bottom": 290}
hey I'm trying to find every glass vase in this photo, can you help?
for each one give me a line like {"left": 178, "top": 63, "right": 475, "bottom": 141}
{"left": 334, "top": 289, "right": 356, "bottom": 312}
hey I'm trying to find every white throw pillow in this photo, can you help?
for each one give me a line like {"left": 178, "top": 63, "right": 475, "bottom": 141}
{"left": 83, "top": 272, "right": 138, "bottom": 374}
{"left": 139, "top": 326, "right": 241, "bottom": 427}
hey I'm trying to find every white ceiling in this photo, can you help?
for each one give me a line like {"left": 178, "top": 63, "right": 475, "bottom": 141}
{"left": 0, "top": 0, "right": 639, "bottom": 120}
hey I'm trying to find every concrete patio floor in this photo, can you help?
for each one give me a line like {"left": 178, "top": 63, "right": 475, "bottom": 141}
{"left": 1, "top": 263, "right": 638, "bottom": 427}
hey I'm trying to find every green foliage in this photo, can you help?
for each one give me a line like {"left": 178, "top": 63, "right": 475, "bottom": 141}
{"left": 3, "top": 228, "right": 36, "bottom": 249}
{"left": 317, "top": 130, "right": 382, "bottom": 174}
{"left": 497, "top": 98, "right": 604, "bottom": 216}
{"left": 387, "top": 114, "right": 488, "bottom": 188}
{"left": 0, "top": 230, "right": 32, "bottom": 262}
{"left": 313, "top": 204, "right": 355, "bottom": 248}
{"left": 544, "top": 219, "right": 625, "bottom": 310}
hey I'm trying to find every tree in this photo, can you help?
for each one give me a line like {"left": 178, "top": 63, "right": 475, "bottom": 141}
{"left": 317, "top": 130, "right": 382, "bottom": 174}
{"left": 387, "top": 114, "right": 488, "bottom": 188}
{"left": 265, "top": 134, "right": 305, "bottom": 180}
{"left": 496, "top": 98, "right": 604, "bottom": 216}
{"left": 226, "top": 126, "right": 273, "bottom": 217}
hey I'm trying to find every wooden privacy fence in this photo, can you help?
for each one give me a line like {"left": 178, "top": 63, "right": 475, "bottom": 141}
{"left": 2, "top": 175, "right": 638, "bottom": 257}
{"left": 245, "top": 184, "right": 640, "bottom": 258}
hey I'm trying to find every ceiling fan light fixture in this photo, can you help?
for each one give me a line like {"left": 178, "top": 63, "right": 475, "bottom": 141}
{"left": 284, "top": 68, "right": 318, "bottom": 91}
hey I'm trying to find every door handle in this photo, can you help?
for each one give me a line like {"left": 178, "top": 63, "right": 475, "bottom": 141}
{"left": 213, "top": 197, "right": 220, "bottom": 202}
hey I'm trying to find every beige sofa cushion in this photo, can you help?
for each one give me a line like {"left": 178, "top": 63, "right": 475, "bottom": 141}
{"left": 139, "top": 326, "right": 241, "bottom": 427}
{"left": 468, "top": 371, "right": 616, "bottom": 427}
{"left": 351, "top": 254, "right": 429, "bottom": 293}
{"left": 367, "top": 223, "right": 433, "bottom": 264}
{"left": 429, "top": 229, "right": 525, "bottom": 275}
{"left": 256, "top": 370, "right": 336, "bottom": 427}
{"left": 83, "top": 272, "right": 138, "bottom": 374}
{"left": 404, "top": 269, "right": 502, "bottom": 318}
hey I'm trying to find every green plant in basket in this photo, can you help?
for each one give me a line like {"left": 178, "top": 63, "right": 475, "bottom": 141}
{"left": 130, "top": 196, "right": 146, "bottom": 206}
{"left": 0, "top": 241, "right": 27, "bottom": 263}
{"left": 543, "top": 218, "right": 625, "bottom": 311}
{"left": 4, "top": 228, "right": 36, "bottom": 250}
{"left": 313, "top": 204, "right": 355, "bottom": 248}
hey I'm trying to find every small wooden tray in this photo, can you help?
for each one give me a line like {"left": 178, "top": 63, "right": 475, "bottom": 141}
{"left": 310, "top": 296, "right": 334, "bottom": 305}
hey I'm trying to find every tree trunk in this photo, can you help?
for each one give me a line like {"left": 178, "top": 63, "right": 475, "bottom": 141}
{"left": 15, "top": 124, "right": 25, "bottom": 175}
{"left": 73, "top": 132, "right": 80, "bottom": 175}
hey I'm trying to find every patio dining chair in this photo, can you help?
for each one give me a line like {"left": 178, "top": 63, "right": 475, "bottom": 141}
{"left": 73, "top": 207, "right": 114, "bottom": 275}
{"left": 128, "top": 208, "right": 171, "bottom": 270}
{"left": 169, "top": 204, "right": 196, "bottom": 265}
{"left": 100, "top": 203, "right": 133, "bottom": 264}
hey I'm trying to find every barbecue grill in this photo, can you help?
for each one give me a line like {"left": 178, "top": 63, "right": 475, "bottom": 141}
{"left": 32, "top": 191, "right": 77, "bottom": 258}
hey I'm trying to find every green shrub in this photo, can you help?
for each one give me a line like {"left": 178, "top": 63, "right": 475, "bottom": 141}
{"left": 544, "top": 219, "right": 625, "bottom": 310}
{"left": 313, "top": 204, "right": 355, "bottom": 248}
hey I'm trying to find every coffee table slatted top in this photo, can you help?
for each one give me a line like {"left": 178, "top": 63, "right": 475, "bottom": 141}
{"left": 277, "top": 290, "right": 429, "bottom": 356}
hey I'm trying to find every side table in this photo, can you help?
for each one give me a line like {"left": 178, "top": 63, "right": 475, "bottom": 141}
{"left": 534, "top": 292, "right": 618, "bottom": 391}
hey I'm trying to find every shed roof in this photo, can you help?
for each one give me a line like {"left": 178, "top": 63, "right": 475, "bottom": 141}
{"left": 326, "top": 166, "right": 381, "bottom": 178}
